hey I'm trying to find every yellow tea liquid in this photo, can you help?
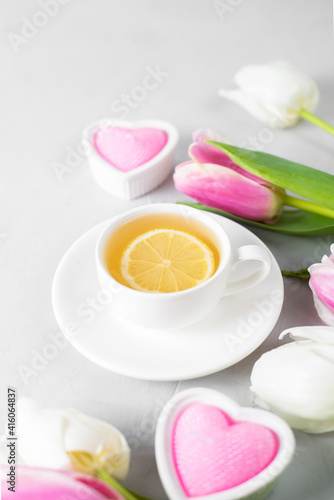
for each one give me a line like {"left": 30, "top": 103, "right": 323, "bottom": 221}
{"left": 104, "top": 213, "right": 220, "bottom": 289}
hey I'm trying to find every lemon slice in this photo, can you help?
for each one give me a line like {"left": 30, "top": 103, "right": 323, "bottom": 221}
{"left": 120, "top": 229, "right": 215, "bottom": 293}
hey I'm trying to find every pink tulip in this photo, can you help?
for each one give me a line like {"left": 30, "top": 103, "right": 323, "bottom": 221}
{"left": 173, "top": 129, "right": 284, "bottom": 223}
{"left": 1, "top": 466, "right": 125, "bottom": 500}
{"left": 309, "top": 244, "right": 334, "bottom": 326}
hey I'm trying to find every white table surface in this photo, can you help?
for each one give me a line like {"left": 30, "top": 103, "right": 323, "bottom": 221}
{"left": 1, "top": 0, "right": 334, "bottom": 498}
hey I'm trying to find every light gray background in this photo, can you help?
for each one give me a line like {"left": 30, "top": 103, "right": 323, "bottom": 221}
{"left": 1, "top": 0, "right": 334, "bottom": 498}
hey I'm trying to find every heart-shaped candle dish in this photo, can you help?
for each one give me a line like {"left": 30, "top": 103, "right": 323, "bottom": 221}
{"left": 155, "top": 388, "right": 295, "bottom": 500}
{"left": 83, "top": 119, "right": 179, "bottom": 199}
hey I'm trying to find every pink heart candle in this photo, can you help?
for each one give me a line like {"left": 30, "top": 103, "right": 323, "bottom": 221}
{"left": 172, "top": 403, "right": 279, "bottom": 497}
{"left": 93, "top": 127, "right": 168, "bottom": 172}
{"left": 83, "top": 119, "right": 179, "bottom": 200}
{"left": 155, "top": 388, "right": 295, "bottom": 500}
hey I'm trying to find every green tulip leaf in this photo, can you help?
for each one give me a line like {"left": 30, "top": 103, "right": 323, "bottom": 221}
{"left": 177, "top": 202, "right": 334, "bottom": 236}
{"left": 208, "top": 142, "right": 334, "bottom": 211}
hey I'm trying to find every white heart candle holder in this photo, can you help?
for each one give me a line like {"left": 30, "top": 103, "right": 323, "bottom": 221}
{"left": 82, "top": 119, "right": 179, "bottom": 200}
{"left": 155, "top": 388, "right": 295, "bottom": 500}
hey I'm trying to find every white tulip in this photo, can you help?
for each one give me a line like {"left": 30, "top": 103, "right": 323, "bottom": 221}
{"left": 250, "top": 326, "right": 334, "bottom": 433}
{"left": 219, "top": 61, "right": 319, "bottom": 128}
{"left": 0, "top": 398, "right": 130, "bottom": 479}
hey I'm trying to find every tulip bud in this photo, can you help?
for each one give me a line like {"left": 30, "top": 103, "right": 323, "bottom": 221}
{"left": 173, "top": 130, "right": 284, "bottom": 223}
{"left": 250, "top": 326, "right": 334, "bottom": 433}
{"left": 308, "top": 244, "right": 334, "bottom": 326}
{"left": 219, "top": 61, "right": 319, "bottom": 128}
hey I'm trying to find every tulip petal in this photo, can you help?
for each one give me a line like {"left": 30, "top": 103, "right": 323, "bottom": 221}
{"left": 219, "top": 61, "right": 319, "bottom": 128}
{"left": 309, "top": 268, "right": 334, "bottom": 310}
{"left": 250, "top": 336, "right": 334, "bottom": 433}
{"left": 279, "top": 326, "right": 334, "bottom": 343}
{"left": 235, "top": 62, "right": 318, "bottom": 111}
{"left": 13, "top": 398, "right": 130, "bottom": 480}
{"left": 308, "top": 246, "right": 334, "bottom": 325}
{"left": 75, "top": 472, "right": 124, "bottom": 499}
{"left": 189, "top": 129, "right": 231, "bottom": 165}
{"left": 309, "top": 280, "right": 334, "bottom": 326}
{"left": 189, "top": 129, "right": 271, "bottom": 185}
{"left": 218, "top": 88, "right": 282, "bottom": 128}
{"left": 173, "top": 161, "right": 283, "bottom": 222}
{"left": 1, "top": 466, "right": 124, "bottom": 500}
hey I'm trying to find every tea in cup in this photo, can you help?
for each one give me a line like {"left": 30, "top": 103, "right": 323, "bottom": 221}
{"left": 96, "top": 203, "right": 271, "bottom": 330}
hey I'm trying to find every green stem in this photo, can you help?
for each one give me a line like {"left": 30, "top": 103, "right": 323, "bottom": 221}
{"left": 299, "top": 109, "right": 334, "bottom": 136}
{"left": 97, "top": 468, "right": 154, "bottom": 500}
{"left": 284, "top": 194, "right": 334, "bottom": 219}
{"left": 281, "top": 268, "right": 310, "bottom": 279}
{"left": 127, "top": 490, "right": 154, "bottom": 500}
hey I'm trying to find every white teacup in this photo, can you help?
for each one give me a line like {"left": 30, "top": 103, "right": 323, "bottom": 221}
{"left": 96, "top": 203, "right": 272, "bottom": 330}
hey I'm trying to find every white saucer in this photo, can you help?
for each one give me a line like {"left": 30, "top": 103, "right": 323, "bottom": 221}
{"left": 52, "top": 214, "right": 283, "bottom": 381}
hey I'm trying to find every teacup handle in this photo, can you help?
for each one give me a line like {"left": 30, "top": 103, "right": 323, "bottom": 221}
{"left": 224, "top": 244, "right": 272, "bottom": 296}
